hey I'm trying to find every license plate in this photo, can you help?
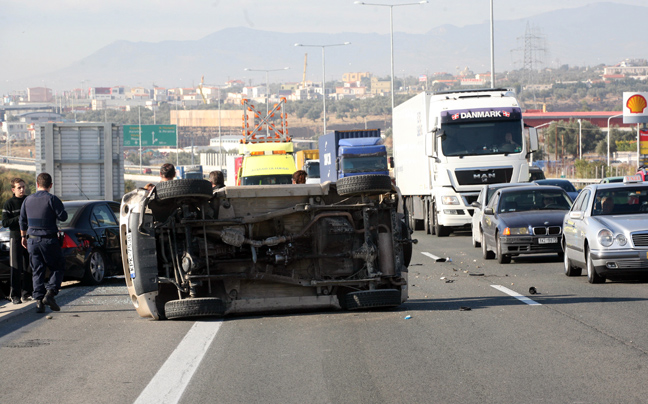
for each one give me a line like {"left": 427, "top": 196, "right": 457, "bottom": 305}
{"left": 538, "top": 237, "right": 558, "bottom": 244}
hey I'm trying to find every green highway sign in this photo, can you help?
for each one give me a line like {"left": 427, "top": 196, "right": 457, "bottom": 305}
{"left": 123, "top": 125, "right": 177, "bottom": 147}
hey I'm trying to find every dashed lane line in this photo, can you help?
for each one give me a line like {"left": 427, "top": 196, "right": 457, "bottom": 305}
{"left": 491, "top": 285, "right": 541, "bottom": 306}
{"left": 134, "top": 320, "right": 223, "bottom": 404}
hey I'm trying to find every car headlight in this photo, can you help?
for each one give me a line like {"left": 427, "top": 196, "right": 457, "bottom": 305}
{"left": 615, "top": 234, "right": 627, "bottom": 246}
{"left": 598, "top": 229, "right": 613, "bottom": 247}
{"left": 441, "top": 196, "right": 460, "bottom": 205}
{"left": 503, "top": 227, "right": 530, "bottom": 236}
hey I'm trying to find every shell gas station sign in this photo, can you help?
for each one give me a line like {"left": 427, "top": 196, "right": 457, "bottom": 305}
{"left": 623, "top": 92, "right": 648, "bottom": 124}
{"left": 625, "top": 92, "right": 648, "bottom": 164}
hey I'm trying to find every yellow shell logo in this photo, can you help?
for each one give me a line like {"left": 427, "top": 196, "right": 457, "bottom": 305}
{"left": 627, "top": 94, "right": 647, "bottom": 113}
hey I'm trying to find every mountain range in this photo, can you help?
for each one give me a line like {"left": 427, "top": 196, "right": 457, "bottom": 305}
{"left": 8, "top": 2, "right": 647, "bottom": 94}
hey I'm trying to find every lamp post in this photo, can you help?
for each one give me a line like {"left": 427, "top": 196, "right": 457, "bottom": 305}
{"left": 607, "top": 114, "right": 622, "bottom": 167}
{"left": 577, "top": 119, "right": 582, "bottom": 160}
{"left": 530, "top": 121, "right": 554, "bottom": 165}
{"left": 489, "top": 0, "right": 495, "bottom": 88}
{"left": 355, "top": 1, "right": 427, "bottom": 115}
{"left": 295, "top": 42, "right": 350, "bottom": 135}
{"left": 244, "top": 67, "right": 290, "bottom": 135}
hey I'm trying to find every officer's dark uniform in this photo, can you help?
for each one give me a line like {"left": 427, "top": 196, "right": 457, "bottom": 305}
{"left": 2, "top": 195, "right": 32, "bottom": 301}
{"left": 19, "top": 190, "right": 67, "bottom": 301}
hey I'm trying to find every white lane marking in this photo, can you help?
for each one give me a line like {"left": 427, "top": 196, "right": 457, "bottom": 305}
{"left": 491, "top": 285, "right": 541, "bottom": 306}
{"left": 421, "top": 252, "right": 449, "bottom": 262}
{"left": 134, "top": 320, "right": 223, "bottom": 404}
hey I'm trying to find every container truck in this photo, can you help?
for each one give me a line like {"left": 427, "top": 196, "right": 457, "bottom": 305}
{"left": 393, "top": 88, "right": 538, "bottom": 236}
{"left": 319, "top": 129, "right": 389, "bottom": 183}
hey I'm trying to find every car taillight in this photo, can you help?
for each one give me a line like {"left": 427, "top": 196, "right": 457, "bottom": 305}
{"left": 60, "top": 233, "right": 77, "bottom": 249}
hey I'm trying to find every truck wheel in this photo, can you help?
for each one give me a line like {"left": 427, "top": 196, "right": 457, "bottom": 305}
{"left": 336, "top": 175, "right": 392, "bottom": 196}
{"left": 165, "top": 297, "right": 226, "bottom": 320}
{"left": 156, "top": 179, "right": 213, "bottom": 201}
{"left": 424, "top": 201, "right": 431, "bottom": 234}
{"left": 433, "top": 204, "right": 450, "bottom": 237}
{"left": 343, "top": 289, "right": 402, "bottom": 310}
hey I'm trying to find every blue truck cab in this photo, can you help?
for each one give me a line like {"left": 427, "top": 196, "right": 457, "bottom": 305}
{"left": 177, "top": 165, "right": 204, "bottom": 180}
{"left": 319, "top": 129, "right": 389, "bottom": 183}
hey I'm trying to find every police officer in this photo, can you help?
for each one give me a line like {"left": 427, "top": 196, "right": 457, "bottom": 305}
{"left": 19, "top": 173, "right": 68, "bottom": 313}
{"left": 2, "top": 177, "right": 32, "bottom": 304}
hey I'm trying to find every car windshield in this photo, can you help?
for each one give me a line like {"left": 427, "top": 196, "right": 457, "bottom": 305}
{"left": 498, "top": 189, "right": 572, "bottom": 213}
{"left": 592, "top": 187, "right": 648, "bottom": 216}
{"left": 535, "top": 180, "right": 576, "bottom": 193}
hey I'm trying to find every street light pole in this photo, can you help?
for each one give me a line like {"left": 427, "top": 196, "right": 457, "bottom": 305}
{"left": 607, "top": 114, "right": 622, "bottom": 167}
{"left": 489, "top": 0, "right": 495, "bottom": 88}
{"left": 295, "top": 43, "right": 350, "bottom": 136}
{"left": 531, "top": 121, "right": 554, "bottom": 165}
{"left": 577, "top": 119, "right": 582, "bottom": 160}
{"left": 244, "top": 67, "right": 290, "bottom": 135}
{"left": 355, "top": 1, "right": 427, "bottom": 116}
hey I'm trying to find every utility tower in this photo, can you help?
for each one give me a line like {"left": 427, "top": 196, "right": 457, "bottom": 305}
{"left": 511, "top": 22, "right": 547, "bottom": 82}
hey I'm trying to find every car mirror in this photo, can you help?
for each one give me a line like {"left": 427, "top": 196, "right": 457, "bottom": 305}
{"left": 471, "top": 201, "right": 481, "bottom": 208}
{"left": 484, "top": 207, "right": 494, "bottom": 215}
{"left": 569, "top": 211, "right": 583, "bottom": 220}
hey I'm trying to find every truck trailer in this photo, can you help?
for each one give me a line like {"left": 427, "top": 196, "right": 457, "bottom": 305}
{"left": 393, "top": 88, "right": 538, "bottom": 236}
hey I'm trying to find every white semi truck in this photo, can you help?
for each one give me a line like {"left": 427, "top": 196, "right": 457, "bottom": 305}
{"left": 393, "top": 88, "right": 538, "bottom": 236}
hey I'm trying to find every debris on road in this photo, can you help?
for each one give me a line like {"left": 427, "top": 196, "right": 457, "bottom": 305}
{"left": 529, "top": 287, "right": 538, "bottom": 295}
{"left": 404, "top": 315, "right": 412, "bottom": 320}
{"left": 459, "top": 306, "right": 472, "bottom": 311}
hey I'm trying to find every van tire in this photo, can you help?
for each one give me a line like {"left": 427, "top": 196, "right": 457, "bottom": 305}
{"left": 156, "top": 179, "right": 213, "bottom": 201}
{"left": 336, "top": 175, "right": 392, "bottom": 196}
{"left": 165, "top": 298, "right": 226, "bottom": 319}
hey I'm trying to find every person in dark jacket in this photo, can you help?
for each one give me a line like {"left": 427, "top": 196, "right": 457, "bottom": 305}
{"left": 19, "top": 173, "right": 68, "bottom": 313}
{"left": 209, "top": 170, "right": 225, "bottom": 189}
{"left": 2, "top": 178, "right": 32, "bottom": 304}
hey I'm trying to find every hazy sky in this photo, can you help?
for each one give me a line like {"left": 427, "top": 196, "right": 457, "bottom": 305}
{"left": 0, "top": 1, "right": 644, "bottom": 81}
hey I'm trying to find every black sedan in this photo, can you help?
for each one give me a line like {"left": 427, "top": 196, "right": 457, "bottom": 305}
{"left": 481, "top": 186, "right": 572, "bottom": 264}
{"left": 58, "top": 200, "right": 123, "bottom": 284}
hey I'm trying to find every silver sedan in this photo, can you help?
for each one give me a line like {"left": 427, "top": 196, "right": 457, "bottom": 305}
{"left": 563, "top": 177, "right": 648, "bottom": 283}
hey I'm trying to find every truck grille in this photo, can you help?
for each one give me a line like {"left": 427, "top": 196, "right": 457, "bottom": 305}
{"left": 455, "top": 168, "right": 514, "bottom": 185}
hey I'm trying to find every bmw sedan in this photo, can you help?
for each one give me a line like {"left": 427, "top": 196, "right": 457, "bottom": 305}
{"left": 481, "top": 186, "right": 572, "bottom": 264}
{"left": 563, "top": 177, "right": 648, "bottom": 283}
{"left": 470, "top": 182, "right": 539, "bottom": 248}
{"left": 58, "top": 200, "right": 123, "bottom": 285}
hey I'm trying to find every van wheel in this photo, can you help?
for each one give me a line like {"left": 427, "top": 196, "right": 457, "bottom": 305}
{"left": 336, "top": 175, "right": 392, "bottom": 196}
{"left": 165, "top": 298, "right": 226, "bottom": 319}
{"left": 156, "top": 179, "right": 213, "bottom": 201}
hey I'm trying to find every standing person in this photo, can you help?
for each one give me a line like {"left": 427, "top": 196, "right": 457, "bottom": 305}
{"left": 292, "top": 170, "right": 307, "bottom": 184}
{"left": 160, "top": 163, "right": 176, "bottom": 181}
{"left": 2, "top": 178, "right": 32, "bottom": 304}
{"left": 19, "top": 173, "right": 68, "bottom": 313}
{"left": 209, "top": 170, "right": 225, "bottom": 189}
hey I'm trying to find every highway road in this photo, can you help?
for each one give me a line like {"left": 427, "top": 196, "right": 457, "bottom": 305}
{"left": 2, "top": 229, "right": 648, "bottom": 403}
